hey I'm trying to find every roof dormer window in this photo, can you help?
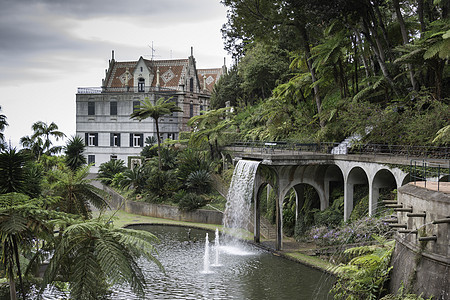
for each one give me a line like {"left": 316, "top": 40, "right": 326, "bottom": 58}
{"left": 138, "top": 78, "right": 145, "bottom": 92}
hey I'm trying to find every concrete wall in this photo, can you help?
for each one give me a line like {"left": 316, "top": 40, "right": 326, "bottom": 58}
{"left": 103, "top": 185, "right": 223, "bottom": 225}
{"left": 390, "top": 184, "right": 450, "bottom": 299}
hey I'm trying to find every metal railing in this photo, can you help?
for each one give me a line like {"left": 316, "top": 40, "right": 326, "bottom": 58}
{"left": 348, "top": 143, "right": 450, "bottom": 159}
{"left": 409, "top": 159, "right": 450, "bottom": 191}
{"left": 227, "top": 141, "right": 339, "bottom": 155}
{"left": 226, "top": 141, "right": 450, "bottom": 159}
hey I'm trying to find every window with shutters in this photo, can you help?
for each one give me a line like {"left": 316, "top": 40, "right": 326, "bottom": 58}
{"left": 110, "top": 155, "right": 117, "bottom": 161}
{"left": 88, "top": 155, "right": 95, "bottom": 165}
{"left": 85, "top": 133, "right": 98, "bottom": 146}
{"left": 88, "top": 101, "right": 95, "bottom": 115}
{"left": 130, "top": 133, "right": 143, "bottom": 147}
{"left": 110, "top": 133, "right": 120, "bottom": 147}
{"left": 110, "top": 101, "right": 117, "bottom": 115}
{"left": 133, "top": 101, "right": 141, "bottom": 113}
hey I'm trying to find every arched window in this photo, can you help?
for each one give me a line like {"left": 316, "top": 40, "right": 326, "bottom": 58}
{"left": 138, "top": 78, "right": 145, "bottom": 92}
{"left": 189, "top": 77, "right": 194, "bottom": 92}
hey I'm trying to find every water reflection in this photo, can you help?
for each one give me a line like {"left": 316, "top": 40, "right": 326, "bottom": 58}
{"left": 111, "top": 225, "right": 334, "bottom": 300}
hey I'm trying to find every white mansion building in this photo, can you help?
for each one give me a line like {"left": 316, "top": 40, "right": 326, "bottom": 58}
{"left": 76, "top": 49, "right": 225, "bottom": 172}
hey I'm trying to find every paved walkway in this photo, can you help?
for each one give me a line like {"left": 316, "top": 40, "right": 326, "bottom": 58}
{"left": 411, "top": 181, "right": 450, "bottom": 194}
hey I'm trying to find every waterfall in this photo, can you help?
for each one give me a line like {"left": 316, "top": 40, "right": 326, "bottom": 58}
{"left": 223, "top": 159, "right": 260, "bottom": 240}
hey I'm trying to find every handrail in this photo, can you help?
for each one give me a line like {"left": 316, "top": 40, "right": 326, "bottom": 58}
{"left": 225, "top": 141, "right": 450, "bottom": 159}
{"left": 410, "top": 159, "right": 450, "bottom": 191}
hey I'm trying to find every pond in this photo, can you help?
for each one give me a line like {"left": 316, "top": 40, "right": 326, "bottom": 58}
{"left": 110, "top": 225, "right": 334, "bottom": 300}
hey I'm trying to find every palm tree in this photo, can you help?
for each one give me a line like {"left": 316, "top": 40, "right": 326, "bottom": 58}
{"left": 0, "top": 148, "right": 27, "bottom": 194}
{"left": 0, "top": 193, "right": 64, "bottom": 300}
{"left": 64, "top": 136, "right": 87, "bottom": 171}
{"left": 42, "top": 219, "right": 163, "bottom": 299}
{"left": 117, "top": 165, "right": 147, "bottom": 194}
{"left": 188, "top": 107, "right": 234, "bottom": 160}
{"left": 50, "top": 165, "right": 108, "bottom": 219}
{"left": 21, "top": 121, "right": 66, "bottom": 160}
{"left": 130, "top": 97, "right": 182, "bottom": 170}
{"left": 97, "top": 159, "right": 126, "bottom": 185}
{"left": 0, "top": 106, "right": 8, "bottom": 151}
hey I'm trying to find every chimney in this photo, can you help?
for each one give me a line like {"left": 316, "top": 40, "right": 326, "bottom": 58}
{"left": 112, "top": 50, "right": 115, "bottom": 61}
{"left": 191, "top": 46, "right": 193, "bottom": 57}
{"left": 203, "top": 75, "right": 207, "bottom": 91}
{"left": 156, "top": 67, "right": 160, "bottom": 87}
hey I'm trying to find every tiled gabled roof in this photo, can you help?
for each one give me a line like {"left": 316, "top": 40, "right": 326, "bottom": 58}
{"left": 197, "top": 68, "right": 224, "bottom": 92}
{"left": 105, "top": 57, "right": 217, "bottom": 92}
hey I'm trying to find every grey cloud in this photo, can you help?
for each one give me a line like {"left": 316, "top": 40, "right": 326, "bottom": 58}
{"left": 1, "top": 0, "right": 225, "bottom": 20}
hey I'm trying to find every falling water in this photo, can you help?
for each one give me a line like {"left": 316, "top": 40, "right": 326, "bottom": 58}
{"left": 201, "top": 233, "right": 213, "bottom": 274}
{"left": 211, "top": 228, "right": 222, "bottom": 267}
{"left": 223, "top": 159, "right": 260, "bottom": 241}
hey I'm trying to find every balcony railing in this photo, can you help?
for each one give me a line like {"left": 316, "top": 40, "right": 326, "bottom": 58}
{"left": 77, "top": 86, "right": 181, "bottom": 94}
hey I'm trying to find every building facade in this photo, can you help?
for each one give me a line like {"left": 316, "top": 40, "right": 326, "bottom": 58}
{"left": 76, "top": 49, "right": 224, "bottom": 172}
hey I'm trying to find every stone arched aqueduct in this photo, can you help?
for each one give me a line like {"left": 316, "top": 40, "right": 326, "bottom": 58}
{"left": 222, "top": 150, "right": 442, "bottom": 250}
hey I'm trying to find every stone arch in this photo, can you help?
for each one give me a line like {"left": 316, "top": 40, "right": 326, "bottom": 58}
{"left": 345, "top": 166, "right": 369, "bottom": 220}
{"left": 371, "top": 168, "right": 397, "bottom": 215}
{"left": 402, "top": 174, "right": 412, "bottom": 186}
{"left": 281, "top": 183, "right": 321, "bottom": 236}
{"left": 324, "top": 164, "right": 345, "bottom": 209}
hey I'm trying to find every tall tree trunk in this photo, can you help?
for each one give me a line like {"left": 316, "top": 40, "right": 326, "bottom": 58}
{"left": 417, "top": 0, "right": 426, "bottom": 36}
{"left": 373, "top": 2, "right": 393, "bottom": 61}
{"left": 353, "top": 35, "right": 359, "bottom": 95}
{"left": 9, "top": 277, "right": 17, "bottom": 300}
{"left": 362, "top": 21, "right": 400, "bottom": 97}
{"left": 155, "top": 119, "right": 162, "bottom": 170}
{"left": 299, "top": 26, "right": 323, "bottom": 127}
{"left": 393, "top": 0, "right": 418, "bottom": 91}
{"left": 355, "top": 31, "right": 371, "bottom": 83}
{"left": 13, "top": 236, "right": 25, "bottom": 300}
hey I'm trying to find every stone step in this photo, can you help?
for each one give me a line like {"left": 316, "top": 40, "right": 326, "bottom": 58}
{"left": 394, "top": 207, "right": 413, "bottom": 212}
{"left": 389, "top": 223, "right": 408, "bottom": 228}
{"left": 385, "top": 204, "right": 403, "bottom": 208}
{"left": 382, "top": 200, "right": 398, "bottom": 204}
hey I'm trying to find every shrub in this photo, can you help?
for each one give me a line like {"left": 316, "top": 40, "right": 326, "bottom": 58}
{"left": 308, "top": 217, "right": 392, "bottom": 247}
{"left": 330, "top": 236, "right": 395, "bottom": 300}
{"left": 145, "top": 169, "right": 178, "bottom": 201}
{"left": 176, "top": 149, "right": 211, "bottom": 182}
{"left": 178, "top": 193, "right": 207, "bottom": 211}
{"left": 314, "top": 196, "right": 344, "bottom": 228}
{"left": 97, "top": 159, "right": 126, "bottom": 185}
{"left": 186, "top": 170, "right": 212, "bottom": 194}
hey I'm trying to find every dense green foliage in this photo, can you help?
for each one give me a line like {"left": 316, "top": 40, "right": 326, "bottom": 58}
{"left": 106, "top": 145, "right": 216, "bottom": 211}
{"left": 130, "top": 97, "right": 182, "bottom": 170}
{"left": 64, "top": 135, "right": 87, "bottom": 171}
{"left": 0, "top": 118, "right": 162, "bottom": 299}
{"left": 213, "top": 0, "right": 449, "bottom": 145}
{"left": 331, "top": 237, "right": 395, "bottom": 299}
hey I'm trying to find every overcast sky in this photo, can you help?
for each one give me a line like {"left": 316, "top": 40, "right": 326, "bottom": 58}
{"left": 0, "top": 0, "right": 231, "bottom": 147}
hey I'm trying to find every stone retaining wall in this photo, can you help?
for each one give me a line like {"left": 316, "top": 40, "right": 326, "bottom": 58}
{"left": 103, "top": 185, "right": 223, "bottom": 225}
{"left": 390, "top": 184, "right": 449, "bottom": 299}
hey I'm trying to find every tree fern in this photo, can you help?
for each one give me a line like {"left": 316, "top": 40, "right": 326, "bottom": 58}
{"left": 330, "top": 236, "right": 395, "bottom": 299}
{"left": 43, "top": 219, "right": 163, "bottom": 299}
